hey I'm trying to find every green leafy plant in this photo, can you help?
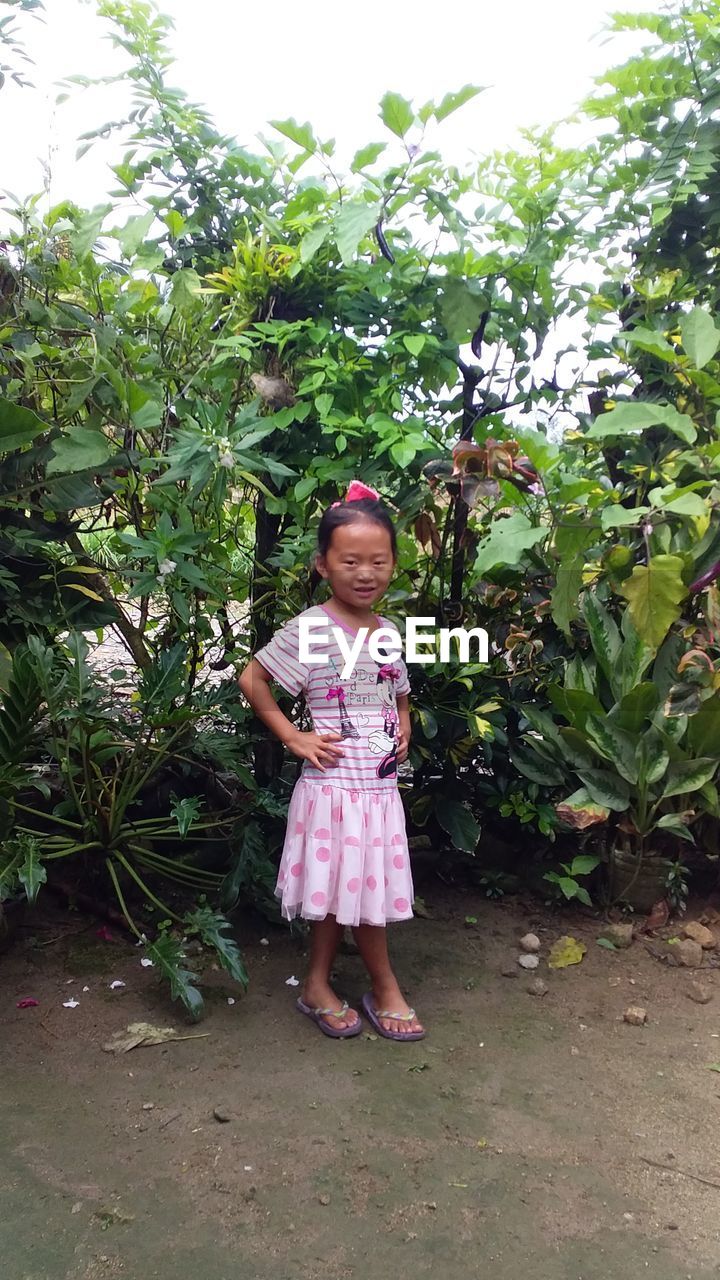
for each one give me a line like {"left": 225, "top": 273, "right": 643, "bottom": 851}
{"left": 544, "top": 854, "right": 600, "bottom": 907}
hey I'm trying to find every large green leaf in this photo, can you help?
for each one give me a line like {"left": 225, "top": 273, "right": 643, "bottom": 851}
{"left": 0, "top": 400, "right": 47, "bottom": 453}
{"left": 184, "top": 905, "right": 249, "bottom": 989}
{"left": 576, "top": 769, "right": 630, "bottom": 811}
{"left": 555, "top": 788, "right": 610, "bottom": 829}
{"left": 439, "top": 278, "right": 487, "bottom": 343}
{"left": 582, "top": 592, "right": 620, "bottom": 682}
{"left": 474, "top": 514, "right": 546, "bottom": 576}
{"left": 434, "top": 84, "right": 484, "bottom": 122}
{"left": 47, "top": 429, "right": 112, "bottom": 476}
{"left": 600, "top": 504, "right": 651, "bottom": 531}
{"left": 611, "top": 682, "right": 659, "bottom": 732}
{"left": 145, "top": 930, "right": 204, "bottom": 1021}
{"left": 435, "top": 796, "right": 481, "bottom": 852}
{"left": 619, "top": 555, "right": 687, "bottom": 651}
{"left": 169, "top": 267, "right": 203, "bottom": 313}
{"left": 636, "top": 732, "right": 670, "bottom": 787}
{"left": 615, "top": 613, "right": 654, "bottom": 698}
{"left": 379, "top": 91, "right": 415, "bottom": 138}
{"left": 680, "top": 306, "right": 720, "bottom": 369}
{"left": 662, "top": 758, "right": 718, "bottom": 799}
{"left": 585, "top": 715, "right": 638, "bottom": 783}
{"left": 687, "top": 695, "right": 720, "bottom": 756}
{"left": 556, "top": 727, "right": 601, "bottom": 770}
{"left": 334, "top": 200, "right": 381, "bottom": 266}
{"left": 511, "top": 745, "right": 567, "bottom": 787}
{"left": 270, "top": 118, "right": 316, "bottom": 151}
{"left": 351, "top": 142, "right": 387, "bottom": 172}
{"left": 587, "top": 401, "right": 696, "bottom": 444}
{"left": 17, "top": 837, "right": 46, "bottom": 904}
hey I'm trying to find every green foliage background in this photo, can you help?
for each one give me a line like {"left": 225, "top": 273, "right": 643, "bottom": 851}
{"left": 2, "top": 0, "right": 720, "bottom": 1009}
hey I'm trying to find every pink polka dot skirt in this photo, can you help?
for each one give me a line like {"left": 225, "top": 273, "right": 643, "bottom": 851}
{"left": 276, "top": 779, "right": 414, "bottom": 926}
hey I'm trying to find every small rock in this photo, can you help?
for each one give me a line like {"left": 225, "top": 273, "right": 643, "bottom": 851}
{"left": 518, "top": 954, "right": 539, "bottom": 970}
{"left": 683, "top": 921, "right": 716, "bottom": 950}
{"left": 602, "top": 923, "right": 634, "bottom": 949}
{"left": 623, "top": 1006, "right": 648, "bottom": 1025}
{"left": 213, "top": 1107, "right": 234, "bottom": 1124}
{"left": 666, "top": 1223, "right": 679, "bottom": 1231}
{"left": 527, "top": 978, "right": 549, "bottom": 998}
{"left": 675, "top": 938, "right": 704, "bottom": 968}
{"left": 519, "top": 932, "right": 541, "bottom": 954}
{"left": 687, "top": 981, "right": 713, "bottom": 1005}
{"left": 141, "top": 1102, "right": 154, "bottom": 1111}
{"left": 501, "top": 967, "right": 518, "bottom": 979}
{"left": 318, "top": 1193, "right": 331, "bottom": 1206}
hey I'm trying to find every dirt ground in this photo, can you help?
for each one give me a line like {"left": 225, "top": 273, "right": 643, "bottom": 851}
{"left": 2, "top": 890, "right": 720, "bottom": 1280}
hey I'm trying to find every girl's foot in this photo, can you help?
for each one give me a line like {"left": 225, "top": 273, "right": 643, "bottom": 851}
{"left": 301, "top": 980, "right": 360, "bottom": 1032}
{"left": 371, "top": 980, "right": 424, "bottom": 1036}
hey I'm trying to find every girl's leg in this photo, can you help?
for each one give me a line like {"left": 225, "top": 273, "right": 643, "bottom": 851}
{"left": 302, "top": 915, "right": 360, "bottom": 1030}
{"left": 351, "top": 924, "right": 423, "bottom": 1035}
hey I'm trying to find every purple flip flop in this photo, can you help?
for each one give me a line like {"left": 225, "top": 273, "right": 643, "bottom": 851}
{"left": 361, "top": 992, "right": 426, "bottom": 1041}
{"left": 296, "top": 997, "right": 363, "bottom": 1039}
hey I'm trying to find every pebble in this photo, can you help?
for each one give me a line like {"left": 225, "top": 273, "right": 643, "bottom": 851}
{"left": 675, "top": 938, "right": 704, "bottom": 968}
{"left": 519, "top": 933, "right": 541, "bottom": 954}
{"left": 213, "top": 1107, "right": 234, "bottom": 1123}
{"left": 318, "top": 1193, "right": 331, "bottom": 1206}
{"left": 623, "top": 1006, "right": 648, "bottom": 1026}
{"left": 142, "top": 1102, "right": 155, "bottom": 1111}
{"left": 518, "top": 954, "right": 539, "bottom": 970}
{"left": 686, "top": 981, "right": 713, "bottom": 1005}
{"left": 527, "top": 978, "right": 549, "bottom": 998}
{"left": 601, "top": 923, "right": 634, "bottom": 949}
{"left": 683, "top": 921, "right": 716, "bottom": 950}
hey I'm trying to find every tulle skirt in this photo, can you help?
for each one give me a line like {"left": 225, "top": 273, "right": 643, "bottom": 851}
{"left": 275, "top": 779, "right": 414, "bottom": 927}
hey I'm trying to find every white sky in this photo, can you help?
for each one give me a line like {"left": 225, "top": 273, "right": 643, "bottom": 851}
{"left": 2, "top": 0, "right": 654, "bottom": 212}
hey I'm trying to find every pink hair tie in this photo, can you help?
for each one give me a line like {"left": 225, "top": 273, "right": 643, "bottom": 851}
{"left": 331, "top": 479, "right": 381, "bottom": 507}
{"left": 378, "top": 664, "right": 400, "bottom": 681}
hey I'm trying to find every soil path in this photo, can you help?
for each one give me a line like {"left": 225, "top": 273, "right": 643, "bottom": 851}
{"left": 2, "top": 892, "right": 720, "bottom": 1279}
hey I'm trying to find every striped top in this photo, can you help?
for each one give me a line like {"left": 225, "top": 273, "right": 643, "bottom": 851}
{"left": 255, "top": 605, "right": 410, "bottom": 791}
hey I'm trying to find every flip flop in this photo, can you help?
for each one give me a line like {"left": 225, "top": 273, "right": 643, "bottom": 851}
{"left": 296, "top": 997, "right": 363, "bottom": 1039}
{"left": 361, "top": 992, "right": 426, "bottom": 1041}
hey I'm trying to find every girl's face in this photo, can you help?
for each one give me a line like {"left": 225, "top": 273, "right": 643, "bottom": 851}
{"left": 316, "top": 517, "right": 395, "bottom": 609}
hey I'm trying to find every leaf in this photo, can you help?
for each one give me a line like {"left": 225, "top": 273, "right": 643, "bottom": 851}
{"left": 184, "top": 905, "right": 249, "bottom": 989}
{"left": 576, "top": 769, "right": 630, "bottom": 811}
{"left": 662, "top": 758, "right": 718, "bottom": 799}
{"left": 170, "top": 794, "right": 202, "bottom": 838}
{"left": 334, "top": 200, "right": 381, "bottom": 266}
{"left": 64, "top": 582, "right": 105, "bottom": 602}
{"left": 169, "top": 268, "right": 203, "bottom": 313}
{"left": 474, "top": 514, "right": 546, "bottom": 576}
{"left": 570, "top": 854, "right": 601, "bottom": 876}
{"left": 439, "top": 277, "right": 487, "bottom": 344}
{"left": 511, "top": 745, "right": 567, "bottom": 786}
{"left": 270, "top": 118, "right": 316, "bottom": 151}
{"left": 294, "top": 476, "right": 318, "bottom": 502}
{"left": 17, "top": 843, "right": 46, "bottom": 903}
{"left": 587, "top": 401, "right": 696, "bottom": 445}
{"left": 115, "top": 210, "right": 155, "bottom": 258}
{"left": 597, "top": 937, "right": 618, "bottom": 950}
{"left": 379, "top": 91, "right": 415, "bottom": 138}
{"left": 47, "top": 429, "right": 111, "bottom": 475}
{"left": 415, "top": 705, "right": 438, "bottom": 739}
{"left": 220, "top": 820, "right": 267, "bottom": 912}
{"left": 612, "top": 682, "right": 659, "bottom": 732}
{"left": 661, "top": 492, "right": 708, "bottom": 518}
{"left": 299, "top": 225, "right": 328, "bottom": 265}
{"left": 619, "top": 555, "right": 687, "bottom": 651}
{"left": 582, "top": 592, "right": 620, "bottom": 682}
{"left": 555, "top": 787, "right": 610, "bottom": 830}
{"left": 351, "top": 142, "right": 387, "bottom": 171}
{"left": 0, "top": 400, "right": 47, "bottom": 453}
{"left": 435, "top": 84, "right": 484, "bottom": 122}
{"left": 601, "top": 504, "right": 651, "bottom": 531}
{"left": 435, "top": 796, "right": 480, "bottom": 853}
{"left": 144, "top": 931, "right": 204, "bottom": 1022}
{"left": 402, "top": 334, "right": 426, "bottom": 357}
{"left": 585, "top": 715, "right": 638, "bottom": 783}
{"left": 548, "top": 936, "right": 586, "bottom": 969}
{"left": 680, "top": 307, "right": 720, "bottom": 369}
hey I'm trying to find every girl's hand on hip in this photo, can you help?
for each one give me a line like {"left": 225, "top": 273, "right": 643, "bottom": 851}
{"left": 396, "top": 728, "right": 410, "bottom": 764}
{"left": 286, "top": 730, "right": 343, "bottom": 771}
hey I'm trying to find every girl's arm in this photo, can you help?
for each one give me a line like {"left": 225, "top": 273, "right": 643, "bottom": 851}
{"left": 238, "top": 659, "right": 344, "bottom": 772}
{"left": 396, "top": 693, "right": 411, "bottom": 764}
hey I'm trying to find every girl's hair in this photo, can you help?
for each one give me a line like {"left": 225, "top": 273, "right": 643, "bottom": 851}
{"left": 317, "top": 496, "right": 397, "bottom": 557}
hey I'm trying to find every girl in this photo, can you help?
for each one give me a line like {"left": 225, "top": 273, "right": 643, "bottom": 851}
{"left": 238, "top": 481, "right": 425, "bottom": 1042}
